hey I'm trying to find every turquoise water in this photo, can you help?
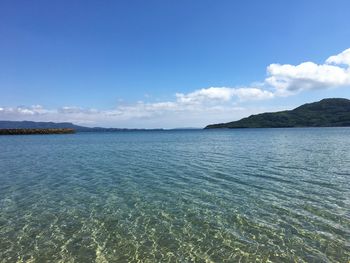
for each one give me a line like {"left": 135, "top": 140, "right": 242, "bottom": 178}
{"left": 0, "top": 128, "right": 349, "bottom": 262}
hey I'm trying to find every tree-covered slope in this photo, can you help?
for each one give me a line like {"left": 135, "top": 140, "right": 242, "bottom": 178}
{"left": 205, "top": 98, "right": 350, "bottom": 129}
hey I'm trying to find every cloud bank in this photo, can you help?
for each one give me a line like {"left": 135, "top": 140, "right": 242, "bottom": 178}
{"left": 1, "top": 48, "right": 350, "bottom": 128}
{"left": 267, "top": 48, "right": 350, "bottom": 95}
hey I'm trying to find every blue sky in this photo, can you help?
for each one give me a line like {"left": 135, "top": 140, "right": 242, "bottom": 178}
{"left": 1, "top": 0, "right": 350, "bottom": 128}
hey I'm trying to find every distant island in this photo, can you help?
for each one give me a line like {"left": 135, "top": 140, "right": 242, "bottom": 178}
{"left": 0, "top": 121, "right": 163, "bottom": 133}
{"left": 205, "top": 98, "right": 350, "bottom": 129}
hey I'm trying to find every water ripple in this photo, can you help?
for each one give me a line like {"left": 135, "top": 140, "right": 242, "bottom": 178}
{"left": 0, "top": 128, "right": 349, "bottom": 262}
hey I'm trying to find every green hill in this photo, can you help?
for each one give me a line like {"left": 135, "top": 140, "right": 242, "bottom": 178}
{"left": 205, "top": 98, "right": 350, "bottom": 129}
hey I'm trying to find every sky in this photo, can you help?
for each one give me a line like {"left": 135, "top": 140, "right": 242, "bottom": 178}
{"left": 1, "top": 0, "right": 350, "bottom": 128}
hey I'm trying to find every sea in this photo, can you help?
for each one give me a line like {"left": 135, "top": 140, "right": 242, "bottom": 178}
{"left": 0, "top": 128, "right": 349, "bottom": 262}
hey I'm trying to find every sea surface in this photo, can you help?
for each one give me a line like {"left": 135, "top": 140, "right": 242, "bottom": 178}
{"left": 0, "top": 128, "right": 349, "bottom": 262}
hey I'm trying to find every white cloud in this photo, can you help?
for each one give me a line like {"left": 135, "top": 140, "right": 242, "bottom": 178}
{"left": 175, "top": 87, "right": 274, "bottom": 103}
{"left": 265, "top": 48, "right": 350, "bottom": 95}
{"left": 0, "top": 87, "right": 271, "bottom": 127}
{"left": 0, "top": 103, "right": 254, "bottom": 128}
{"left": 2, "top": 48, "right": 350, "bottom": 128}
{"left": 231, "top": 87, "right": 275, "bottom": 101}
{"left": 326, "top": 48, "right": 350, "bottom": 65}
{"left": 0, "top": 105, "right": 52, "bottom": 116}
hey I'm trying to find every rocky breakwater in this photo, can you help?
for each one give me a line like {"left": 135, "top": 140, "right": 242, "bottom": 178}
{"left": 0, "top": 128, "right": 75, "bottom": 135}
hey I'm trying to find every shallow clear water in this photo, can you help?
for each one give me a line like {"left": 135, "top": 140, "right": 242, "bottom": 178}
{"left": 0, "top": 128, "right": 349, "bottom": 262}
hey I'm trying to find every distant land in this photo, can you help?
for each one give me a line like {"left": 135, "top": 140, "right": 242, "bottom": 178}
{"left": 205, "top": 98, "right": 350, "bottom": 129}
{"left": 0, "top": 121, "right": 163, "bottom": 132}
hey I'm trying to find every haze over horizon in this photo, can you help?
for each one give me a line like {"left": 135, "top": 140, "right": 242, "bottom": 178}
{"left": 1, "top": 1, "right": 350, "bottom": 128}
